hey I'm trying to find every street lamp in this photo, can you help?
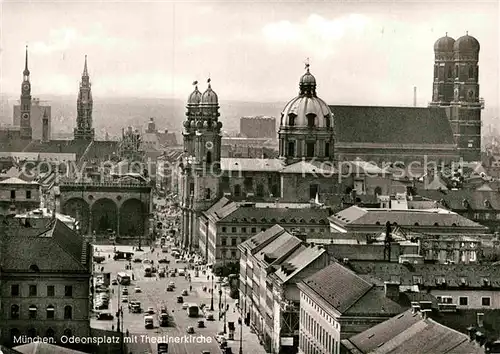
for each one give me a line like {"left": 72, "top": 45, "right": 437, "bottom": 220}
{"left": 223, "top": 288, "right": 227, "bottom": 334}
{"left": 210, "top": 275, "right": 214, "bottom": 311}
{"left": 239, "top": 317, "right": 243, "bottom": 354}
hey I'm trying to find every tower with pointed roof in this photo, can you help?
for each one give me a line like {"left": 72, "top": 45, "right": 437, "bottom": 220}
{"left": 20, "top": 46, "right": 32, "bottom": 140}
{"left": 278, "top": 63, "right": 334, "bottom": 164}
{"left": 74, "top": 56, "right": 95, "bottom": 140}
{"left": 42, "top": 108, "right": 49, "bottom": 143}
{"left": 430, "top": 33, "right": 482, "bottom": 161}
{"left": 180, "top": 79, "right": 223, "bottom": 250}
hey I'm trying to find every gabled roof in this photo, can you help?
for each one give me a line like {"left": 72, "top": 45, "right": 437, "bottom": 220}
{"left": 330, "top": 205, "right": 486, "bottom": 229}
{"left": 239, "top": 224, "right": 288, "bottom": 254}
{"left": 22, "top": 139, "right": 91, "bottom": 159}
{"left": 281, "top": 160, "right": 337, "bottom": 174}
{"left": 301, "top": 262, "right": 372, "bottom": 313}
{"left": 273, "top": 244, "right": 326, "bottom": 282}
{"left": 218, "top": 206, "right": 330, "bottom": 224}
{"left": 81, "top": 140, "right": 119, "bottom": 161}
{"left": 203, "top": 197, "right": 233, "bottom": 221}
{"left": 418, "top": 189, "right": 500, "bottom": 211}
{"left": 0, "top": 176, "right": 38, "bottom": 185}
{"left": 343, "top": 311, "right": 483, "bottom": 354}
{"left": 255, "top": 231, "right": 300, "bottom": 265}
{"left": 1, "top": 219, "right": 91, "bottom": 273}
{"left": 331, "top": 105, "right": 456, "bottom": 145}
{"left": 221, "top": 158, "right": 283, "bottom": 172}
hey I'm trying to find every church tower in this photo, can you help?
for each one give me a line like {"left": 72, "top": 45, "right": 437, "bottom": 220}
{"left": 430, "top": 33, "right": 455, "bottom": 105}
{"left": 74, "top": 55, "right": 95, "bottom": 140}
{"left": 180, "top": 79, "right": 223, "bottom": 251}
{"left": 20, "top": 45, "right": 32, "bottom": 140}
{"left": 278, "top": 64, "right": 334, "bottom": 164}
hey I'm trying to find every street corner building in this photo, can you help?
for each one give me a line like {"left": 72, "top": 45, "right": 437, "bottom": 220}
{"left": 0, "top": 216, "right": 92, "bottom": 348}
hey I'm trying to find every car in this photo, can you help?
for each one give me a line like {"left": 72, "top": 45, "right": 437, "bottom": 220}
{"left": 142, "top": 259, "right": 151, "bottom": 265}
{"left": 205, "top": 312, "right": 214, "bottom": 321}
{"left": 178, "top": 270, "right": 185, "bottom": 276}
{"left": 181, "top": 289, "right": 188, "bottom": 296}
{"left": 133, "top": 258, "right": 142, "bottom": 263}
{"left": 160, "top": 306, "right": 168, "bottom": 313}
{"left": 97, "top": 312, "right": 114, "bottom": 320}
{"left": 122, "top": 295, "right": 128, "bottom": 303}
{"left": 147, "top": 307, "right": 155, "bottom": 314}
{"left": 176, "top": 259, "right": 184, "bottom": 264}
{"left": 168, "top": 281, "right": 175, "bottom": 288}
{"left": 111, "top": 279, "right": 118, "bottom": 285}
{"left": 169, "top": 271, "right": 176, "bottom": 277}
{"left": 187, "top": 326, "right": 195, "bottom": 334}
{"left": 122, "top": 288, "right": 129, "bottom": 295}
{"left": 166, "top": 285, "right": 174, "bottom": 292}
{"left": 182, "top": 302, "right": 189, "bottom": 309}
{"left": 197, "top": 320, "right": 205, "bottom": 328}
{"left": 158, "top": 258, "right": 168, "bottom": 264}
{"left": 134, "top": 286, "right": 141, "bottom": 293}
{"left": 158, "top": 270, "right": 165, "bottom": 278}
{"left": 144, "top": 315, "right": 154, "bottom": 329}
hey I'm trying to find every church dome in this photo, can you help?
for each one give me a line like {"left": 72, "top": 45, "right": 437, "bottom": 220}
{"left": 454, "top": 33, "right": 480, "bottom": 53}
{"left": 202, "top": 80, "right": 218, "bottom": 104}
{"left": 188, "top": 85, "right": 202, "bottom": 105}
{"left": 434, "top": 34, "right": 455, "bottom": 53}
{"left": 281, "top": 65, "right": 333, "bottom": 128}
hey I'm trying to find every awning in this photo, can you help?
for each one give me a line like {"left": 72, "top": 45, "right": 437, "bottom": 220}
{"left": 29, "top": 305, "right": 37, "bottom": 311}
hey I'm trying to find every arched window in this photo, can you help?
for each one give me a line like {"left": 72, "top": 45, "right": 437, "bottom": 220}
{"left": 468, "top": 66, "right": 474, "bottom": 78}
{"left": 256, "top": 184, "right": 264, "bottom": 197}
{"left": 10, "top": 328, "right": 20, "bottom": 343}
{"left": 46, "top": 305, "right": 55, "bottom": 319}
{"left": 434, "top": 65, "right": 438, "bottom": 78}
{"left": 64, "top": 305, "right": 72, "bottom": 320}
{"left": 27, "top": 328, "right": 37, "bottom": 338}
{"left": 307, "top": 114, "right": 315, "bottom": 128}
{"left": 374, "top": 187, "right": 382, "bottom": 196}
{"left": 447, "top": 66, "right": 452, "bottom": 78}
{"left": 206, "top": 151, "right": 212, "bottom": 164}
{"left": 287, "top": 141, "right": 295, "bottom": 157}
{"left": 324, "top": 115, "right": 331, "bottom": 128}
{"left": 11, "top": 305, "right": 19, "bottom": 319}
{"left": 29, "top": 264, "right": 40, "bottom": 272}
{"left": 29, "top": 305, "right": 37, "bottom": 319}
{"left": 234, "top": 185, "right": 241, "bottom": 197}
{"left": 63, "top": 328, "right": 72, "bottom": 337}
{"left": 375, "top": 221, "right": 380, "bottom": 225}
{"left": 455, "top": 65, "right": 459, "bottom": 78}
{"left": 46, "top": 328, "right": 55, "bottom": 338}
{"left": 414, "top": 222, "right": 419, "bottom": 226}
{"left": 434, "top": 223, "right": 439, "bottom": 226}
{"left": 325, "top": 142, "right": 330, "bottom": 157}
{"left": 205, "top": 188, "right": 211, "bottom": 200}
{"left": 288, "top": 114, "right": 296, "bottom": 126}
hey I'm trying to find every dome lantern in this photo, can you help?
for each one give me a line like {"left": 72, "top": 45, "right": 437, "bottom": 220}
{"left": 299, "top": 63, "right": 316, "bottom": 97}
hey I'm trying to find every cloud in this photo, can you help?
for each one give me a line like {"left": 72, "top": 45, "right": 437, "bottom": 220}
{"left": 31, "top": 27, "right": 78, "bottom": 54}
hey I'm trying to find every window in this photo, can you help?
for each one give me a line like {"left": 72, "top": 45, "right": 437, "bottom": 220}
{"left": 412, "top": 276, "right": 422, "bottom": 285}
{"left": 261, "top": 228, "right": 266, "bottom": 231}
{"left": 11, "top": 305, "right": 19, "bottom": 319}
{"left": 482, "top": 297, "right": 491, "bottom": 306}
{"left": 64, "top": 306, "right": 72, "bottom": 320}
{"left": 469, "top": 66, "right": 474, "bottom": 78}
{"left": 234, "top": 185, "right": 241, "bottom": 197}
{"left": 325, "top": 142, "right": 330, "bottom": 157}
{"left": 11, "top": 285, "right": 19, "bottom": 296}
{"left": 205, "top": 188, "right": 211, "bottom": 200}
{"left": 242, "top": 227, "right": 247, "bottom": 233}
{"left": 231, "top": 227, "right": 237, "bottom": 233}
{"left": 287, "top": 141, "right": 295, "bottom": 157}
{"left": 251, "top": 227, "right": 256, "bottom": 233}
{"left": 231, "top": 251, "right": 237, "bottom": 258}
{"left": 231, "top": 238, "right": 237, "bottom": 246}
{"left": 29, "top": 285, "right": 37, "bottom": 296}
{"left": 64, "top": 285, "right": 73, "bottom": 297}
{"left": 26, "top": 190, "right": 31, "bottom": 199}
{"left": 222, "top": 227, "right": 227, "bottom": 233}
{"left": 206, "top": 151, "right": 212, "bottom": 164}
{"left": 256, "top": 184, "right": 264, "bottom": 197}
{"left": 307, "top": 114, "right": 315, "bottom": 128}
{"left": 221, "top": 238, "right": 227, "bottom": 246}
{"left": 288, "top": 114, "right": 296, "bottom": 126}
{"left": 324, "top": 115, "right": 331, "bottom": 128}
{"left": 29, "top": 305, "right": 37, "bottom": 319}
{"left": 459, "top": 297, "right": 468, "bottom": 306}
{"left": 440, "top": 296, "right": 453, "bottom": 304}
{"left": 10, "top": 190, "right": 16, "bottom": 199}
{"left": 244, "top": 177, "right": 253, "bottom": 189}
{"left": 309, "top": 184, "right": 319, "bottom": 200}
{"left": 47, "top": 285, "right": 55, "bottom": 297}
{"left": 447, "top": 66, "right": 452, "bottom": 78}
{"left": 46, "top": 305, "right": 55, "bottom": 319}
{"left": 455, "top": 65, "right": 459, "bottom": 78}
{"left": 306, "top": 142, "right": 315, "bottom": 157}
{"left": 189, "top": 183, "right": 195, "bottom": 196}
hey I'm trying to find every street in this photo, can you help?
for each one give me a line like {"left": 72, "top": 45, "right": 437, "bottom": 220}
{"left": 90, "top": 243, "right": 247, "bottom": 354}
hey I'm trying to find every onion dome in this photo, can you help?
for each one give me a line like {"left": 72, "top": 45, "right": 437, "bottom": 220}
{"left": 281, "top": 64, "right": 333, "bottom": 128}
{"left": 188, "top": 81, "right": 202, "bottom": 105}
{"left": 183, "top": 120, "right": 190, "bottom": 128}
{"left": 202, "top": 78, "right": 218, "bottom": 104}
{"left": 434, "top": 33, "right": 455, "bottom": 53}
{"left": 454, "top": 32, "right": 480, "bottom": 53}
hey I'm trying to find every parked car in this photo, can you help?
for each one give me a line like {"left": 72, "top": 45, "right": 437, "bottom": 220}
{"left": 205, "top": 312, "right": 214, "bottom": 321}
{"left": 166, "top": 285, "right": 174, "bottom": 292}
{"left": 134, "top": 286, "right": 142, "bottom": 293}
{"left": 158, "top": 258, "right": 168, "bottom": 264}
{"left": 97, "top": 312, "right": 114, "bottom": 320}
{"left": 169, "top": 281, "right": 175, "bottom": 288}
{"left": 147, "top": 307, "right": 155, "bottom": 314}
{"left": 182, "top": 302, "right": 189, "bottom": 309}
{"left": 133, "top": 258, "right": 142, "bottom": 263}
{"left": 111, "top": 279, "right": 118, "bottom": 285}
{"left": 122, "top": 295, "right": 128, "bottom": 303}
{"left": 187, "top": 326, "right": 195, "bottom": 334}
{"left": 181, "top": 289, "right": 188, "bottom": 296}
{"left": 197, "top": 320, "right": 205, "bottom": 328}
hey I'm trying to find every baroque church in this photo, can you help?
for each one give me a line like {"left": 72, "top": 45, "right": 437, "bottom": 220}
{"left": 178, "top": 33, "right": 483, "bottom": 252}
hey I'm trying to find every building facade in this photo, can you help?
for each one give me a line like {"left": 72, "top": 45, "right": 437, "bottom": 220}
{"left": 13, "top": 99, "right": 51, "bottom": 142}
{"left": 240, "top": 116, "right": 276, "bottom": 139}
{"left": 0, "top": 177, "right": 40, "bottom": 216}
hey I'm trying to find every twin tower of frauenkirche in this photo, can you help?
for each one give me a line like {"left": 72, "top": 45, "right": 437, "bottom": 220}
{"left": 19, "top": 47, "right": 94, "bottom": 141}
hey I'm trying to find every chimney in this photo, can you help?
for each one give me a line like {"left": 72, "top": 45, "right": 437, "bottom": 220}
{"left": 413, "top": 86, "right": 417, "bottom": 107}
{"left": 384, "top": 281, "right": 400, "bottom": 301}
{"left": 421, "top": 309, "right": 432, "bottom": 319}
{"left": 477, "top": 313, "right": 484, "bottom": 328}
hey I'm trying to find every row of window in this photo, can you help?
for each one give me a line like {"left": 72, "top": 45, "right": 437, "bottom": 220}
{"left": 10, "top": 304, "right": 73, "bottom": 320}
{"left": 434, "top": 65, "right": 477, "bottom": 80}
{"left": 300, "top": 327, "right": 338, "bottom": 354}
{"left": 9, "top": 328, "right": 73, "bottom": 341}
{"left": 11, "top": 284, "right": 73, "bottom": 297}
{"left": 9, "top": 190, "right": 32, "bottom": 199}
{"left": 288, "top": 115, "right": 331, "bottom": 128}
{"left": 437, "top": 295, "right": 491, "bottom": 307}
{"left": 221, "top": 227, "right": 264, "bottom": 235}
{"left": 301, "top": 293, "right": 338, "bottom": 328}
{"left": 286, "top": 141, "right": 330, "bottom": 158}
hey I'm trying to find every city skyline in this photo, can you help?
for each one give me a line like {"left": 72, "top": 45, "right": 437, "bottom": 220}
{"left": 0, "top": 1, "right": 498, "bottom": 108}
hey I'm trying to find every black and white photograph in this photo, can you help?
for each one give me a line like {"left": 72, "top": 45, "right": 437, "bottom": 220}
{"left": 0, "top": 0, "right": 499, "bottom": 353}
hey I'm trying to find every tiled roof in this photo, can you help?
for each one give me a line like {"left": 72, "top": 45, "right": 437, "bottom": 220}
{"left": 330, "top": 205, "right": 486, "bottom": 228}
{"left": 255, "top": 232, "right": 300, "bottom": 264}
{"left": 221, "top": 158, "right": 283, "bottom": 172}
{"left": 81, "top": 140, "right": 119, "bottom": 161}
{"left": 343, "top": 310, "right": 482, "bottom": 354}
{"left": 0, "top": 177, "right": 38, "bottom": 185}
{"left": 331, "top": 105, "right": 456, "bottom": 145}
{"left": 348, "top": 261, "right": 500, "bottom": 289}
{"left": 345, "top": 286, "right": 407, "bottom": 315}
{"left": 219, "top": 206, "right": 330, "bottom": 224}
{"left": 1, "top": 219, "right": 90, "bottom": 272}
{"left": 342, "top": 159, "right": 391, "bottom": 175}
{"left": 203, "top": 197, "right": 232, "bottom": 221}
{"left": 301, "top": 262, "right": 372, "bottom": 313}
{"left": 240, "top": 224, "right": 288, "bottom": 253}
{"left": 281, "top": 160, "right": 337, "bottom": 174}
{"left": 273, "top": 244, "right": 326, "bottom": 282}
{"left": 418, "top": 189, "right": 500, "bottom": 211}
{"left": 23, "top": 139, "right": 91, "bottom": 160}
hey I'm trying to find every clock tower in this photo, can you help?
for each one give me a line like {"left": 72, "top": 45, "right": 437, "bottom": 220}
{"left": 74, "top": 55, "right": 95, "bottom": 140}
{"left": 20, "top": 45, "right": 32, "bottom": 140}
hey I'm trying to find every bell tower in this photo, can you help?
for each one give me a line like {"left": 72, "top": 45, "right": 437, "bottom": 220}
{"left": 20, "top": 45, "right": 32, "bottom": 140}
{"left": 74, "top": 55, "right": 95, "bottom": 140}
{"left": 180, "top": 79, "right": 223, "bottom": 251}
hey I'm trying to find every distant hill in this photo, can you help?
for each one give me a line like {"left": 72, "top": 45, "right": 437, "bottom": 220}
{"left": 0, "top": 94, "right": 284, "bottom": 139}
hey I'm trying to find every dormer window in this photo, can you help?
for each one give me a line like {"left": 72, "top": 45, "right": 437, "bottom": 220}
{"left": 307, "top": 114, "right": 315, "bottom": 128}
{"left": 288, "top": 113, "right": 296, "bottom": 126}
{"left": 324, "top": 115, "right": 331, "bottom": 128}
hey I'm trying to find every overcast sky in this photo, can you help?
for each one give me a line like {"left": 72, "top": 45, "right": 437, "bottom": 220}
{"left": 0, "top": 0, "right": 498, "bottom": 107}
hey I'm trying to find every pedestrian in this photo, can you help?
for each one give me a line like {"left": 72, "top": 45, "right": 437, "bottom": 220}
{"left": 190, "top": 285, "right": 192, "bottom": 291}
{"left": 112, "top": 324, "right": 114, "bottom": 331}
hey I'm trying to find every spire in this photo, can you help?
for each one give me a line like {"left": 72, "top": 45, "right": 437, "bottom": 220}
{"left": 207, "top": 77, "right": 211, "bottom": 89}
{"left": 23, "top": 45, "right": 30, "bottom": 76}
{"left": 83, "top": 55, "right": 88, "bottom": 77}
{"left": 304, "top": 57, "right": 310, "bottom": 73}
